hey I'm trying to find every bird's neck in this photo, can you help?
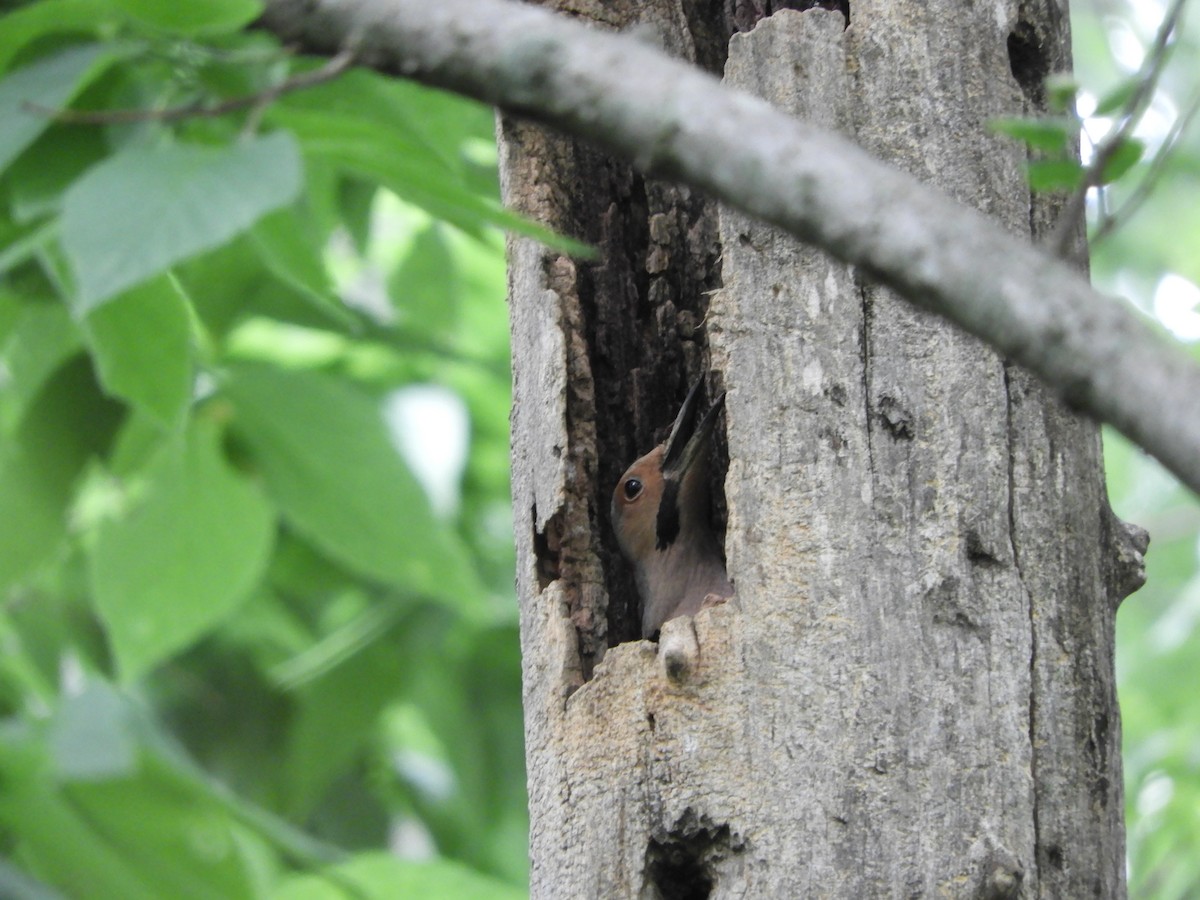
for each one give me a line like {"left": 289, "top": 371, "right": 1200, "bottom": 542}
{"left": 637, "top": 523, "right": 729, "bottom": 637}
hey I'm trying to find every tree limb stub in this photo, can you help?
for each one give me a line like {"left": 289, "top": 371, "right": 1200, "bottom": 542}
{"left": 259, "top": 0, "right": 1200, "bottom": 496}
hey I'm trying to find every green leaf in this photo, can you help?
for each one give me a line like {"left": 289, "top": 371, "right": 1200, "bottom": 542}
{"left": 271, "top": 74, "right": 591, "bottom": 256}
{"left": 61, "top": 132, "right": 303, "bottom": 313}
{"left": 268, "top": 593, "right": 400, "bottom": 691}
{"left": 0, "top": 44, "right": 108, "bottom": 178}
{"left": 48, "top": 682, "right": 138, "bottom": 781}
{"left": 0, "top": 756, "right": 161, "bottom": 900}
{"left": 0, "top": 0, "right": 111, "bottom": 72}
{"left": 1044, "top": 74, "right": 1079, "bottom": 114}
{"left": 989, "top": 116, "right": 1076, "bottom": 152}
{"left": 389, "top": 222, "right": 460, "bottom": 337}
{"left": 1099, "top": 136, "right": 1144, "bottom": 185}
{"left": 9, "top": 125, "right": 107, "bottom": 223}
{"left": 1025, "top": 158, "right": 1086, "bottom": 192}
{"left": 274, "top": 104, "right": 495, "bottom": 238}
{"left": 279, "top": 620, "right": 409, "bottom": 817}
{"left": 270, "top": 853, "right": 527, "bottom": 900}
{"left": 0, "top": 218, "right": 59, "bottom": 278}
{"left": 59, "top": 757, "right": 273, "bottom": 899}
{"left": 107, "top": 0, "right": 264, "bottom": 35}
{"left": 0, "top": 859, "right": 67, "bottom": 900}
{"left": 0, "top": 356, "right": 121, "bottom": 592}
{"left": 88, "top": 417, "right": 275, "bottom": 682}
{"left": 172, "top": 237, "right": 282, "bottom": 339}
{"left": 1094, "top": 76, "right": 1141, "bottom": 117}
{"left": 82, "top": 275, "right": 193, "bottom": 429}
{"left": 222, "top": 364, "right": 486, "bottom": 611}
{"left": 0, "top": 301, "right": 81, "bottom": 435}
{"left": 249, "top": 207, "right": 355, "bottom": 330}
{"left": 337, "top": 178, "right": 378, "bottom": 254}
{"left": 0, "top": 685, "right": 281, "bottom": 900}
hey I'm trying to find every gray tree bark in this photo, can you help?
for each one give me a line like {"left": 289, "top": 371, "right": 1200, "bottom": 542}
{"left": 503, "top": 2, "right": 1145, "bottom": 898}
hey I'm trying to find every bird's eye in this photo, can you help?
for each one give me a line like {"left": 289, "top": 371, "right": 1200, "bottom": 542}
{"left": 623, "top": 478, "right": 643, "bottom": 501}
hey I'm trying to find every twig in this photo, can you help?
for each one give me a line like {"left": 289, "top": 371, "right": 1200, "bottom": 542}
{"left": 21, "top": 46, "right": 356, "bottom": 126}
{"left": 1091, "top": 83, "right": 1200, "bottom": 247}
{"left": 1049, "top": 0, "right": 1187, "bottom": 257}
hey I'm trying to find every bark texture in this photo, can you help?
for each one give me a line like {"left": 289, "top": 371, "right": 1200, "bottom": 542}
{"left": 504, "top": 1, "right": 1143, "bottom": 897}
{"left": 502, "top": 0, "right": 732, "bottom": 672}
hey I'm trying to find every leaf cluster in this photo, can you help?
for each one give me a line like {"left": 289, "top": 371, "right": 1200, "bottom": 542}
{"left": 0, "top": 1, "right": 529, "bottom": 896}
{"left": 990, "top": 75, "right": 1145, "bottom": 194}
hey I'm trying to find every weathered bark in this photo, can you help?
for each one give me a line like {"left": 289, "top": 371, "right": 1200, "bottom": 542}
{"left": 504, "top": 1, "right": 1144, "bottom": 897}
{"left": 502, "top": 0, "right": 733, "bottom": 672}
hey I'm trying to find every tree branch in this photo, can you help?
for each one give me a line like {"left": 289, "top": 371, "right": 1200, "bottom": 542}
{"left": 22, "top": 47, "right": 355, "bottom": 126}
{"left": 259, "top": 0, "right": 1200, "bottom": 497}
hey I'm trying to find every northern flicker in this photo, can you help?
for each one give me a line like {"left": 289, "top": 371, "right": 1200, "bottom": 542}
{"left": 611, "top": 380, "right": 733, "bottom": 638}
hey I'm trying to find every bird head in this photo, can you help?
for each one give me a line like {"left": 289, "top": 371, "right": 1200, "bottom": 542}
{"left": 611, "top": 380, "right": 726, "bottom": 565}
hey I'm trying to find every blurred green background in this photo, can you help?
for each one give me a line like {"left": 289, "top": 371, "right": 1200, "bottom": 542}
{"left": 1075, "top": 1, "right": 1200, "bottom": 896}
{"left": 0, "top": 0, "right": 1195, "bottom": 897}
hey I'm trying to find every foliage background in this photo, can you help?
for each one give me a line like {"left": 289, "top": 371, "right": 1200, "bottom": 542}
{"left": 0, "top": 0, "right": 1195, "bottom": 897}
{"left": 1076, "top": 2, "right": 1200, "bottom": 897}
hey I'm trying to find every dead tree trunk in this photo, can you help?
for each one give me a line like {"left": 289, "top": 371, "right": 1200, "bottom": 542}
{"left": 502, "top": 2, "right": 1145, "bottom": 896}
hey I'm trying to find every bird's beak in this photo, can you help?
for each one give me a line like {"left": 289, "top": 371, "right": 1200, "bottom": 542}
{"left": 662, "top": 380, "right": 725, "bottom": 481}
